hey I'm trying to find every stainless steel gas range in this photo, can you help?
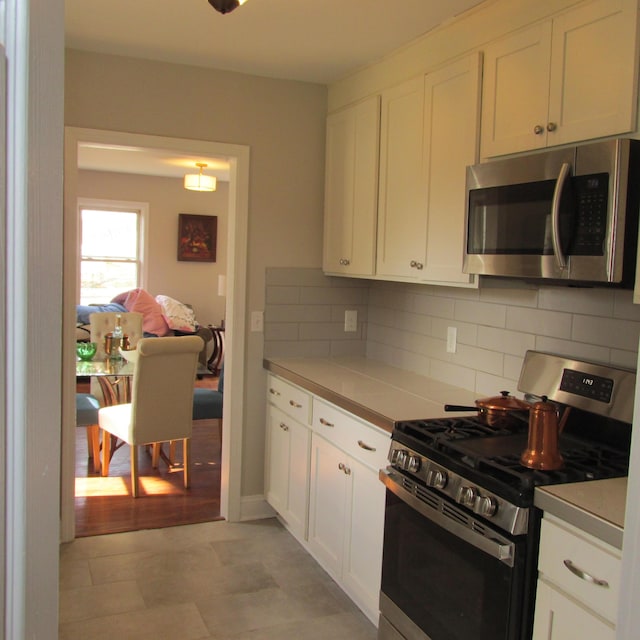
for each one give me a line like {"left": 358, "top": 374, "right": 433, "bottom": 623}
{"left": 378, "top": 351, "right": 635, "bottom": 640}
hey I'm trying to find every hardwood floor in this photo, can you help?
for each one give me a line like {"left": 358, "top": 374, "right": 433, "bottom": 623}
{"left": 74, "top": 375, "right": 223, "bottom": 537}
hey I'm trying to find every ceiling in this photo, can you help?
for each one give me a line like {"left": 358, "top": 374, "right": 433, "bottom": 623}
{"left": 68, "top": 0, "right": 486, "bottom": 179}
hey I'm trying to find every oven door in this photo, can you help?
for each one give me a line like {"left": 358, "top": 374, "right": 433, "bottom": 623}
{"left": 379, "top": 468, "right": 531, "bottom": 640}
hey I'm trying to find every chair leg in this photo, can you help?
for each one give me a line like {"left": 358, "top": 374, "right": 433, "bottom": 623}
{"left": 183, "top": 438, "right": 191, "bottom": 489}
{"left": 131, "top": 445, "right": 139, "bottom": 498}
{"left": 151, "top": 443, "right": 161, "bottom": 468}
{"left": 101, "top": 430, "right": 111, "bottom": 477}
{"left": 86, "top": 425, "right": 101, "bottom": 473}
{"left": 169, "top": 440, "right": 177, "bottom": 464}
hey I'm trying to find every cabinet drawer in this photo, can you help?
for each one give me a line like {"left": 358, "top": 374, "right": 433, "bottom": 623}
{"left": 266, "top": 374, "right": 311, "bottom": 425}
{"left": 538, "top": 516, "right": 621, "bottom": 623}
{"left": 312, "top": 398, "right": 391, "bottom": 471}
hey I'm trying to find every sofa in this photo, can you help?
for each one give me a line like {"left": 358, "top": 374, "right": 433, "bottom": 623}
{"left": 76, "top": 290, "right": 214, "bottom": 369}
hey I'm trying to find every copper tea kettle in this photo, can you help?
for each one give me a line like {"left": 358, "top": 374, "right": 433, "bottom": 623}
{"left": 520, "top": 396, "right": 569, "bottom": 470}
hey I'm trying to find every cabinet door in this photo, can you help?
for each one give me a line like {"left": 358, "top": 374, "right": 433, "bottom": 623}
{"left": 342, "top": 456, "right": 386, "bottom": 624}
{"left": 422, "top": 53, "right": 481, "bottom": 286}
{"left": 323, "top": 96, "right": 380, "bottom": 276}
{"left": 265, "top": 405, "right": 310, "bottom": 541}
{"left": 376, "top": 76, "right": 427, "bottom": 279}
{"left": 307, "top": 434, "right": 347, "bottom": 579}
{"left": 481, "top": 21, "right": 552, "bottom": 157}
{"left": 532, "top": 580, "right": 615, "bottom": 640}
{"left": 547, "top": 0, "right": 638, "bottom": 146}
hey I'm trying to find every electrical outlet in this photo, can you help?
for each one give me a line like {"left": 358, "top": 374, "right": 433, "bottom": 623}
{"left": 446, "top": 326, "right": 457, "bottom": 353}
{"left": 344, "top": 310, "right": 358, "bottom": 332}
{"left": 251, "top": 311, "right": 264, "bottom": 332}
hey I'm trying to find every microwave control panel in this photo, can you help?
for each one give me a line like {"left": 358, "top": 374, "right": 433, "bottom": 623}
{"left": 571, "top": 172, "right": 608, "bottom": 256}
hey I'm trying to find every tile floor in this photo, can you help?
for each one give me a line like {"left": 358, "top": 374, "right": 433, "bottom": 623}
{"left": 59, "top": 518, "right": 377, "bottom": 639}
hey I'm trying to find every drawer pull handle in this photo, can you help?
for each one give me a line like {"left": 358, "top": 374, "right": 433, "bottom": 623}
{"left": 289, "top": 400, "right": 302, "bottom": 409}
{"left": 269, "top": 388, "right": 281, "bottom": 396}
{"left": 357, "top": 440, "right": 376, "bottom": 452}
{"left": 319, "top": 418, "right": 335, "bottom": 427}
{"left": 279, "top": 422, "right": 289, "bottom": 432}
{"left": 563, "top": 560, "right": 609, "bottom": 588}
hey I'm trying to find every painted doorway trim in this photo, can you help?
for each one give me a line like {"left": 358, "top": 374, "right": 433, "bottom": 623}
{"left": 62, "top": 127, "right": 249, "bottom": 540}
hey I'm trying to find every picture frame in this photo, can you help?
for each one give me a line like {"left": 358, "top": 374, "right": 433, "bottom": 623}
{"left": 177, "top": 214, "right": 217, "bottom": 262}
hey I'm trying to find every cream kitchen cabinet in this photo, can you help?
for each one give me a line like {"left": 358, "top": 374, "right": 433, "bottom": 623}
{"left": 323, "top": 95, "right": 380, "bottom": 276}
{"left": 307, "top": 397, "right": 389, "bottom": 624}
{"left": 481, "top": 0, "right": 638, "bottom": 158}
{"left": 264, "top": 374, "right": 311, "bottom": 542}
{"left": 376, "top": 53, "right": 480, "bottom": 285}
{"left": 532, "top": 514, "right": 621, "bottom": 640}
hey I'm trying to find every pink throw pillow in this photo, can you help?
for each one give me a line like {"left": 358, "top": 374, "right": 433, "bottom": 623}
{"left": 113, "top": 288, "right": 171, "bottom": 336}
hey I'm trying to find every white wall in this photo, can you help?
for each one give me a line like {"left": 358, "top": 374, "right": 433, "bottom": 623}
{"left": 77, "top": 169, "right": 229, "bottom": 327}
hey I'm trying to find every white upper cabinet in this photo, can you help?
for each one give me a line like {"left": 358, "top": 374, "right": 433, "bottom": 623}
{"left": 422, "top": 53, "right": 481, "bottom": 285}
{"left": 376, "top": 76, "right": 426, "bottom": 279}
{"left": 323, "top": 96, "right": 380, "bottom": 276}
{"left": 481, "top": 0, "right": 639, "bottom": 158}
{"left": 377, "top": 54, "right": 481, "bottom": 285}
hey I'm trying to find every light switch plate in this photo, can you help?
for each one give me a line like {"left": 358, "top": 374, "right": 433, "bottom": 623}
{"left": 344, "top": 310, "right": 358, "bottom": 332}
{"left": 251, "top": 311, "right": 264, "bottom": 332}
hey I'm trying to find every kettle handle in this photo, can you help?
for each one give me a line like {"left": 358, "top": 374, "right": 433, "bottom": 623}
{"left": 558, "top": 406, "right": 571, "bottom": 433}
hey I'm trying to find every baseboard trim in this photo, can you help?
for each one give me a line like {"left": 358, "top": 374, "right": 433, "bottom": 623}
{"left": 239, "top": 494, "right": 276, "bottom": 521}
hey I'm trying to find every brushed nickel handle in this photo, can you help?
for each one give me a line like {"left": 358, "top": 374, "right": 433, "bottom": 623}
{"left": 269, "top": 388, "right": 281, "bottom": 396}
{"left": 357, "top": 440, "right": 376, "bottom": 452}
{"left": 339, "top": 258, "right": 351, "bottom": 266}
{"left": 279, "top": 422, "right": 289, "bottom": 432}
{"left": 534, "top": 124, "right": 544, "bottom": 135}
{"left": 338, "top": 462, "right": 345, "bottom": 471}
{"left": 409, "top": 260, "right": 424, "bottom": 270}
{"left": 319, "top": 417, "right": 334, "bottom": 427}
{"left": 289, "top": 400, "right": 302, "bottom": 408}
{"left": 563, "top": 559, "right": 609, "bottom": 588}
{"left": 547, "top": 122, "right": 557, "bottom": 132}
{"left": 344, "top": 465, "right": 351, "bottom": 475}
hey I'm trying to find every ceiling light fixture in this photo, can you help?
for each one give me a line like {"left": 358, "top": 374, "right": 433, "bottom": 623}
{"left": 208, "top": 0, "right": 249, "bottom": 15}
{"left": 184, "top": 163, "right": 217, "bottom": 192}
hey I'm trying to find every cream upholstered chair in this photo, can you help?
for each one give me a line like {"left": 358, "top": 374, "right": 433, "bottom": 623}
{"left": 98, "top": 335, "right": 203, "bottom": 497}
{"left": 89, "top": 311, "right": 144, "bottom": 403}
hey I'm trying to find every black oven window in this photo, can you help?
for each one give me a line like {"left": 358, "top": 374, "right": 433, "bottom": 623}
{"left": 382, "top": 491, "right": 526, "bottom": 640}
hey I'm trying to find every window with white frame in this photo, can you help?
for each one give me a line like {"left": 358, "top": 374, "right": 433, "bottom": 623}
{"left": 79, "top": 202, "right": 144, "bottom": 305}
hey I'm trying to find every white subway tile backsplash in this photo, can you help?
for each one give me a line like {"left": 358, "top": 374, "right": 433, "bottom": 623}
{"left": 265, "top": 269, "right": 640, "bottom": 396}
{"left": 477, "top": 326, "right": 535, "bottom": 356}
{"left": 538, "top": 287, "right": 614, "bottom": 316}
{"left": 534, "top": 336, "right": 610, "bottom": 364}
{"left": 506, "top": 306, "right": 571, "bottom": 338}
{"left": 455, "top": 299, "right": 506, "bottom": 328}
{"left": 572, "top": 315, "right": 640, "bottom": 351}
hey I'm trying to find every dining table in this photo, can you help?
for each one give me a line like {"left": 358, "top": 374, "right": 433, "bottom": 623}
{"left": 76, "top": 357, "right": 135, "bottom": 406}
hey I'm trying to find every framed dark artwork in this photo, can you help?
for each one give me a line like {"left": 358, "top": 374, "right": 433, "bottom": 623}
{"left": 177, "top": 214, "right": 217, "bottom": 262}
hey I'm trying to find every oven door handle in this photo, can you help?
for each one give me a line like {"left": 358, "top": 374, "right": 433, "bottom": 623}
{"left": 380, "top": 468, "right": 515, "bottom": 567}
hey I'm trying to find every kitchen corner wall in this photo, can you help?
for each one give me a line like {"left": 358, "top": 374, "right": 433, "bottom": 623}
{"left": 264, "top": 267, "right": 640, "bottom": 396}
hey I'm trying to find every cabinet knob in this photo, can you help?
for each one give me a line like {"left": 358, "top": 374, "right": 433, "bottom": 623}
{"left": 533, "top": 124, "right": 544, "bottom": 135}
{"left": 339, "top": 258, "right": 351, "bottom": 266}
{"left": 279, "top": 422, "right": 289, "bottom": 432}
{"left": 546, "top": 122, "right": 557, "bottom": 132}
{"left": 409, "top": 260, "right": 424, "bottom": 270}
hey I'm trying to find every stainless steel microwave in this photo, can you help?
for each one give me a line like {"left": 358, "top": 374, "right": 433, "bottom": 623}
{"left": 464, "top": 138, "right": 640, "bottom": 285}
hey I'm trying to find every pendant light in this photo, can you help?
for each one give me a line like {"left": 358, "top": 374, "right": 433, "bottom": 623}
{"left": 184, "top": 163, "right": 217, "bottom": 192}
{"left": 208, "top": 0, "right": 249, "bottom": 15}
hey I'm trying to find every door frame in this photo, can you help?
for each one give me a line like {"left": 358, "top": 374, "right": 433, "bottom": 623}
{"left": 61, "top": 127, "right": 249, "bottom": 540}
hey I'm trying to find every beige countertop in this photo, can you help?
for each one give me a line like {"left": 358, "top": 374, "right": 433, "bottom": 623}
{"left": 535, "top": 477, "right": 627, "bottom": 549}
{"left": 264, "top": 356, "right": 480, "bottom": 432}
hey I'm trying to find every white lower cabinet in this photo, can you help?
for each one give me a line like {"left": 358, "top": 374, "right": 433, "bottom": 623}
{"left": 307, "top": 433, "right": 386, "bottom": 624}
{"left": 265, "top": 404, "right": 310, "bottom": 541}
{"left": 532, "top": 515, "right": 620, "bottom": 640}
{"left": 265, "top": 373, "right": 389, "bottom": 626}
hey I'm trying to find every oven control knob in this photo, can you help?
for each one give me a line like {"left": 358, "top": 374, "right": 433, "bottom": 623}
{"left": 394, "top": 449, "right": 408, "bottom": 468}
{"left": 474, "top": 496, "right": 498, "bottom": 518}
{"left": 407, "top": 455, "right": 421, "bottom": 473}
{"left": 426, "top": 468, "right": 448, "bottom": 490}
{"left": 457, "top": 485, "right": 478, "bottom": 507}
